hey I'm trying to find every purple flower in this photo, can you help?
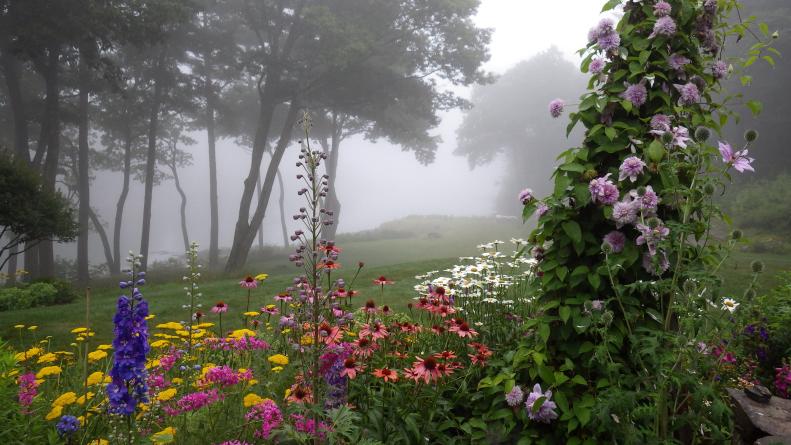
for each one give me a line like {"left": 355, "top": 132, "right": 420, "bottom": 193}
{"left": 603, "top": 231, "right": 627, "bottom": 253}
{"left": 107, "top": 287, "right": 150, "bottom": 416}
{"left": 636, "top": 221, "right": 670, "bottom": 256}
{"left": 524, "top": 384, "right": 558, "bottom": 423}
{"left": 246, "top": 399, "right": 283, "bottom": 440}
{"left": 589, "top": 174, "right": 619, "bottom": 205}
{"left": 654, "top": 1, "right": 672, "bottom": 17}
{"left": 650, "top": 114, "right": 672, "bottom": 132}
{"left": 537, "top": 202, "right": 549, "bottom": 217}
{"left": 548, "top": 99, "right": 565, "bottom": 118}
{"left": 598, "top": 32, "right": 621, "bottom": 52}
{"left": 651, "top": 125, "right": 691, "bottom": 149}
{"left": 597, "top": 18, "right": 615, "bottom": 36}
{"left": 618, "top": 156, "right": 646, "bottom": 182}
{"left": 712, "top": 61, "right": 728, "bottom": 79}
{"left": 519, "top": 188, "right": 535, "bottom": 204}
{"left": 650, "top": 16, "right": 677, "bottom": 38}
{"left": 589, "top": 57, "right": 606, "bottom": 74}
{"left": 675, "top": 82, "right": 701, "bottom": 105}
{"left": 669, "top": 54, "right": 691, "bottom": 71}
{"left": 642, "top": 250, "right": 670, "bottom": 276}
{"left": 718, "top": 141, "right": 755, "bottom": 172}
{"left": 612, "top": 199, "right": 639, "bottom": 227}
{"left": 56, "top": 415, "right": 80, "bottom": 437}
{"left": 506, "top": 385, "right": 525, "bottom": 407}
{"left": 622, "top": 82, "right": 648, "bottom": 108}
{"left": 591, "top": 300, "right": 605, "bottom": 311}
{"left": 633, "top": 185, "right": 660, "bottom": 214}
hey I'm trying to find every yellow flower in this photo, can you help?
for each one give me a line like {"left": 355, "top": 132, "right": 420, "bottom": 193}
{"left": 255, "top": 273, "right": 269, "bottom": 281}
{"left": 243, "top": 393, "right": 264, "bottom": 407}
{"left": 145, "top": 314, "right": 156, "bottom": 320}
{"left": 86, "top": 371, "right": 104, "bottom": 386}
{"left": 37, "top": 353, "right": 58, "bottom": 364}
{"left": 271, "top": 366, "right": 284, "bottom": 373}
{"left": 36, "top": 366, "right": 62, "bottom": 379}
{"left": 175, "top": 330, "right": 191, "bottom": 337}
{"left": 45, "top": 405, "right": 63, "bottom": 420}
{"left": 228, "top": 329, "right": 256, "bottom": 339}
{"left": 150, "top": 340, "right": 170, "bottom": 348}
{"left": 27, "top": 325, "right": 38, "bottom": 331}
{"left": 88, "top": 350, "right": 108, "bottom": 362}
{"left": 76, "top": 336, "right": 86, "bottom": 342}
{"left": 157, "top": 388, "right": 177, "bottom": 402}
{"left": 346, "top": 331, "right": 357, "bottom": 337}
{"left": 14, "top": 347, "right": 42, "bottom": 362}
{"left": 195, "top": 322, "right": 214, "bottom": 329}
{"left": 88, "top": 439, "right": 109, "bottom": 445}
{"left": 76, "top": 392, "right": 95, "bottom": 405}
{"left": 248, "top": 379, "right": 259, "bottom": 385}
{"left": 243, "top": 311, "right": 260, "bottom": 317}
{"left": 267, "top": 354, "right": 289, "bottom": 366}
{"left": 156, "top": 322, "right": 184, "bottom": 331}
{"left": 96, "top": 344, "right": 113, "bottom": 351}
{"left": 281, "top": 328, "right": 291, "bottom": 334}
{"left": 14, "top": 324, "right": 25, "bottom": 329}
{"left": 300, "top": 334, "right": 314, "bottom": 346}
{"left": 52, "top": 391, "right": 78, "bottom": 407}
{"left": 171, "top": 377, "right": 183, "bottom": 385}
{"left": 70, "top": 327, "right": 88, "bottom": 334}
{"left": 77, "top": 416, "right": 85, "bottom": 425}
{"left": 151, "top": 426, "right": 176, "bottom": 444}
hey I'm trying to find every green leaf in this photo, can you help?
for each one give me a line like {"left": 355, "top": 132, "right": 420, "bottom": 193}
{"left": 601, "top": 0, "right": 621, "bottom": 12}
{"left": 572, "top": 375, "right": 588, "bottom": 385}
{"left": 522, "top": 201, "right": 537, "bottom": 221}
{"left": 573, "top": 405, "right": 592, "bottom": 426}
{"left": 646, "top": 139, "right": 666, "bottom": 162}
{"left": 469, "top": 418, "right": 487, "bottom": 430}
{"left": 646, "top": 308, "right": 662, "bottom": 324}
{"left": 562, "top": 221, "right": 582, "bottom": 244}
{"left": 538, "top": 323, "right": 550, "bottom": 344}
{"left": 588, "top": 273, "right": 601, "bottom": 290}
{"left": 604, "top": 127, "right": 617, "bottom": 141}
{"left": 759, "top": 22, "right": 770, "bottom": 37}
{"left": 559, "top": 305, "right": 571, "bottom": 323}
{"left": 554, "top": 175, "right": 573, "bottom": 198}
{"left": 747, "top": 100, "right": 763, "bottom": 116}
{"left": 556, "top": 266, "right": 569, "bottom": 282}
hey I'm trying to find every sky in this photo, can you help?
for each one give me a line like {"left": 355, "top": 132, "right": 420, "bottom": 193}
{"left": 66, "top": 1, "right": 608, "bottom": 264}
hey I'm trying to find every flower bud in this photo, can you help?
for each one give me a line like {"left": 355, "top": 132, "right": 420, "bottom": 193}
{"left": 661, "top": 132, "right": 674, "bottom": 144}
{"left": 751, "top": 260, "right": 764, "bottom": 273}
{"left": 730, "top": 229, "right": 743, "bottom": 240}
{"left": 682, "top": 279, "right": 697, "bottom": 294}
{"left": 703, "top": 183, "right": 716, "bottom": 195}
{"left": 694, "top": 126, "right": 711, "bottom": 142}
{"left": 744, "top": 129, "right": 759, "bottom": 142}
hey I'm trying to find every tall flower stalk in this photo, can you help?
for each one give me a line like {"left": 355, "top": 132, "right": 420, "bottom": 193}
{"left": 107, "top": 252, "right": 150, "bottom": 419}
{"left": 183, "top": 241, "right": 202, "bottom": 352}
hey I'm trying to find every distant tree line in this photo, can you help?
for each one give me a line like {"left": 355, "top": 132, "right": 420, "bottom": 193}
{"left": 0, "top": 0, "right": 492, "bottom": 281}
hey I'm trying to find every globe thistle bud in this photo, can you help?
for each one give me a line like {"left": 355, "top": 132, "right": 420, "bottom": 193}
{"left": 601, "top": 242, "right": 613, "bottom": 254}
{"left": 661, "top": 132, "right": 674, "bottom": 144}
{"left": 703, "top": 183, "right": 716, "bottom": 195}
{"left": 744, "top": 129, "right": 759, "bottom": 142}
{"left": 647, "top": 217, "right": 661, "bottom": 229}
{"left": 743, "top": 288, "right": 756, "bottom": 300}
{"left": 730, "top": 229, "right": 743, "bottom": 240}
{"left": 751, "top": 260, "right": 765, "bottom": 273}
{"left": 582, "top": 169, "right": 598, "bottom": 181}
{"left": 694, "top": 126, "right": 711, "bottom": 142}
{"left": 636, "top": 186, "right": 647, "bottom": 196}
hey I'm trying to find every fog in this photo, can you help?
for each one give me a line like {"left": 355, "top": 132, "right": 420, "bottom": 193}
{"left": 53, "top": 1, "right": 605, "bottom": 265}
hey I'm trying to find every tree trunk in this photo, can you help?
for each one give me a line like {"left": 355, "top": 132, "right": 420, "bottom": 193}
{"left": 140, "top": 53, "right": 164, "bottom": 271}
{"left": 225, "top": 102, "right": 299, "bottom": 271}
{"left": 168, "top": 151, "right": 190, "bottom": 253}
{"left": 38, "top": 46, "right": 61, "bottom": 278}
{"left": 7, "top": 243, "right": 18, "bottom": 284}
{"left": 276, "top": 167, "right": 289, "bottom": 248}
{"left": 112, "top": 127, "right": 133, "bottom": 274}
{"left": 224, "top": 80, "right": 283, "bottom": 272}
{"left": 88, "top": 207, "right": 114, "bottom": 273}
{"left": 77, "top": 40, "right": 92, "bottom": 284}
{"left": 0, "top": 51, "right": 30, "bottom": 162}
{"left": 257, "top": 173, "right": 265, "bottom": 251}
{"left": 206, "top": 87, "right": 220, "bottom": 268}
{"left": 323, "top": 114, "right": 342, "bottom": 240}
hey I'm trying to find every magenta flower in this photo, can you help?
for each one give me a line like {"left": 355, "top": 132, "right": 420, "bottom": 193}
{"left": 618, "top": 156, "right": 646, "bottom": 182}
{"left": 524, "top": 383, "right": 558, "bottom": 423}
{"left": 650, "top": 16, "right": 677, "bottom": 38}
{"left": 246, "top": 399, "right": 283, "bottom": 439}
{"left": 17, "top": 372, "right": 37, "bottom": 412}
{"left": 589, "top": 174, "right": 619, "bottom": 205}
{"left": 164, "top": 389, "right": 222, "bottom": 415}
{"left": 621, "top": 82, "right": 647, "bottom": 108}
{"left": 211, "top": 301, "right": 228, "bottom": 314}
{"left": 718, "top": 141, "right": 755, "bottom": 173}
{"left": 548, "top": 99, "right": 565, "bottom": 118}
{"left": 603, "top": 231, "right": 627, "bottom": 253}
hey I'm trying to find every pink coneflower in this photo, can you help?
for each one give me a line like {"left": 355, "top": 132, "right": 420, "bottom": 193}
{"left": 274, "top": 292, "right": 292, "bottom": 302}
{"left": 431, "top": 325, "right": 446, "bottom": 335}
{"left": 240, "top": 276, "right": 258, "bottom": 289}
{"left": 359, "top": 322, "right": 389, "bottom": 341}
{"left": 449, "top": 322, "right": 478, "bottom": 338}
{"left": 211, "top": 302, "right": 228, "bottom": 313}
{"left": 340, "top": 357, "right": 364, "bottom": 379}
{"left": 261, "top": 306, "right": 279, "bottom": 316}
{"left": 372, "top": 367, "right": 399, "bottom": 383}
{"left": 319, "top": 260, "right": 341, "bottom": 270}
{"left": 317, "top": 322, "right": 341, "bottom": 345}
{"left": 409, "top": 356, "right": 442, "bottom": 384}
{"left": 363, "top": 299, "right": 377, "bottom": 314}
{"left": 286, "top": 385, "right": 312, "bottom": 404}
{"left": 434, "top": 351, "right": 458, "bottom": 360}
{"left": 373, "top": 276, "right": 394, "bottom": 286}
{"left": 353, "top": 337, "right": 377, "bottom": 357}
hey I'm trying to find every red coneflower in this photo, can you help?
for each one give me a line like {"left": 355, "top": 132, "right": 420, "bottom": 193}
{"left": 434, "top": 350, "right": 458, "bottom": 360}
{"left": 211, "top": 302, "right": 228, "bottom": 314}
{"left": 319, "top": 260, "right": 341, "bottom": 270}
{"left": 431, "top": 325, "right": 445, "bottom": 335}
{"left": 359, "top": 322, "right": 389, "bottom": 341}
{"left": 287, "top": 384, "right": 313, "bottom": 404}
{"left": 353, "top": 337, "right": 377, "bottom": 357}
{"left": 317, "top": 321, "right": 341, "bottom": 345}
{"left": 240, "top": 276, "right": 258, "bottom": 289}
{"left": 372, "top": 367, "right": 399, "bottom": 383}
{"left": 340, "top": 357, "right": 364, "bottom": 379}
{"left": 373, "top": 276, "right": 394, "bottom": 286}
{"left": 363, "top": 299, "right": 377, "bottom": 314}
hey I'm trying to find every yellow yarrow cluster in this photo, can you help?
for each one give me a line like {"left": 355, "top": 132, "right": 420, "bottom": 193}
{"left": 267, "top": 354, "right": 289, "bottom": 366}
{"left": 36, "top": 366, "right": 62, "bottom": 379}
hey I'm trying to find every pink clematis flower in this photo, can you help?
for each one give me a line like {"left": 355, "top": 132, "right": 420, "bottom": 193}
{"left": 718, "top": 141, "right": 754, "bottom": 172}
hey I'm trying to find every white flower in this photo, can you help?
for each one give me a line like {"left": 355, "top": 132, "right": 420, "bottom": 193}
{"left": 721, "top": 298, "right": 739, "bottom": 312}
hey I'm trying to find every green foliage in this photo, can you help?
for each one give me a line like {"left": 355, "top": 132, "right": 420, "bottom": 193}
{"left": 0, "top": 281, "right": 78, "bottom": 312}
{"left": 721, "top": 174, "right": 791, "bottom": 237}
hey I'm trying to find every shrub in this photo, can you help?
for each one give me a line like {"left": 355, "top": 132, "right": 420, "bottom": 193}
{"left": 0, "top": 279, "right": 77, "bottom": 312}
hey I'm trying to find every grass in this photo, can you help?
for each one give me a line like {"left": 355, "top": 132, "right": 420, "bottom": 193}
{"left": 2, "top": 215, "right": 790, "bottom": 349}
